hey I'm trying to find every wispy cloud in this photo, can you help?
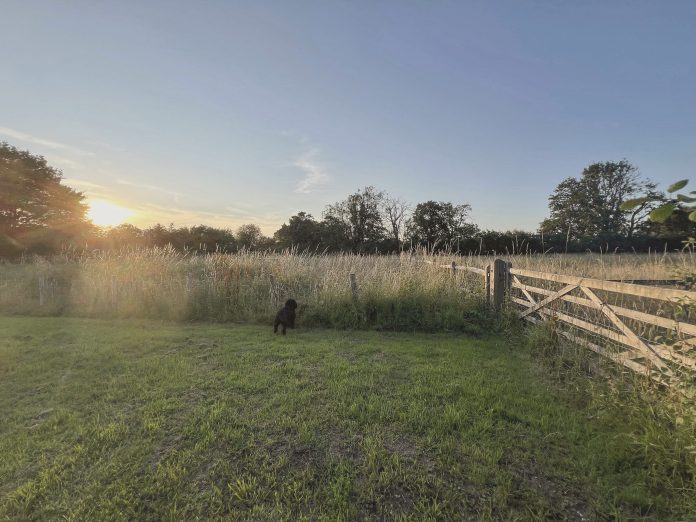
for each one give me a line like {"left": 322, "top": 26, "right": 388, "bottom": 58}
{"left": 294, "top": 147, "right": 331, "bottom": 194}
{"left": 63, "top": 178, "right": 106, "bottom": 190}
{"left": 0, "top": 126, "right": 94, "bottom": 157}
{"left": 116, "top": 178, "right": 182, "bottom": 201}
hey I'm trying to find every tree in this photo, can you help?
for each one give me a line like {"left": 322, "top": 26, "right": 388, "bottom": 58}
{"left": 541, "top": 160, "right": 661, "bottom": 241}
{"left": 102, "top": 224, "right": 146, "bottom": 250}
{"left": 323, "top": 186, "right": 386, "bottom": 251}
{"left": 274, "top": 212, "right": 321, "bottom": 250}
{"left": 382, "top": 196, "right": 410, "bottom": 248}
{"left": 406, "top": 201, "right": 477, "bottom": 250}
{"left": 188, "top": 225, "right": 236, "bottom": 252}
{"left": 143, "top": 224, "right": 172, "bottom": 248}
{"left": 236, "top": 224, "right": 265, "bottom": 250}
{"left": 0, "top": 142, "right": 89, "bottom": 255}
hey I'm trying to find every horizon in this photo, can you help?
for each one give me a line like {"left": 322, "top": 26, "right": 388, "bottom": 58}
{"left": 2, "top": 1, "right": 695, "bottom": 234}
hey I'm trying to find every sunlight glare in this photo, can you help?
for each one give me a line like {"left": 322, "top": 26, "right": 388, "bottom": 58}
{"left": 87, "top": 200, "right": 135, "bottom": 227}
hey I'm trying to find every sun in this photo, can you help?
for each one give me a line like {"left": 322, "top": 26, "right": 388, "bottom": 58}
{"left": 87, "top": 199, "right": 135, "bottom": 227}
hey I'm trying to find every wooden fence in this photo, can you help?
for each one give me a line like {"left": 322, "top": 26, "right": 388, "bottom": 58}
{"left": 431, "top": 259, "right": 696, "bottom": 383}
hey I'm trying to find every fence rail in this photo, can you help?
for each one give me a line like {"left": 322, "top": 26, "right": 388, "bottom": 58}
{"left": 431, "top": 258, "right": 696, "bottom": 383}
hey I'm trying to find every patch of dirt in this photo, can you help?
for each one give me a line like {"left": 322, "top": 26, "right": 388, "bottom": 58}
{"left": 502, "top": 453, "right": 595, "bottom": 521}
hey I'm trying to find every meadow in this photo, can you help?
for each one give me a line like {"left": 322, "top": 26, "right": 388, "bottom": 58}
{"left": 1, "top": 249, "right": 694, "bottom": 328}
{"left": 2, "top": 317, "right": 696, "bottom": 520}
{"left": 2, "top": 250, "right": 696, "bottom": 519}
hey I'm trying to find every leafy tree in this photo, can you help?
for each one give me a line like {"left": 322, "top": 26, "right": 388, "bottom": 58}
{"left": 274, "top": 212, "right": 321, "bottom": 250}
{"left": 318, "top": 216, "right": 352, "bottom": 252}
{"left": 143, "top": 224, "right": 172, "bottom": 248}
{"left": 406, "top": 201, "right": 477, "bottom": 250}
{"left": 102, "top": 224, "right": 146, "bottom": 250}
{"left": 541, "top": 160, "right": 661, "bottom": 241}
{"left": 0, "top": 142, "right": 89, "bottom": 255}
{"left": 236, "top": 223, "right": 265, "bottom": 250}
{"left": 323, "top": 186, "right": 386, "bottom": 251}
{"left": 187, "top": 225, "right": 236, "bottom": 252}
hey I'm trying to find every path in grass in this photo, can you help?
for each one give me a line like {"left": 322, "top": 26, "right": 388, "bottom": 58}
{"left": 0, "top": 317, "right": 665, "bottom": 520}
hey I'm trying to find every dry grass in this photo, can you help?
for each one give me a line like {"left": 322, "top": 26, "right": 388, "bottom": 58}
{"left": 447, "top": 250, "right": 696, "bottom": 280}
{"left": 0, "top": 249, "right": 490, "bottom": 331}
{"left": 1, "top": 249, "right": 694, "bottom": 333}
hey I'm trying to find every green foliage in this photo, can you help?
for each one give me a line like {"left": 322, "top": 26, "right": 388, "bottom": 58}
{"left": 668, "top": 179, "right": 689, "bottom": 193}
{"left": 651, "top": 202, "right": 679, "bottom": 223}
{"left": 542, "top": 160, "right": 661, "bottom": 240}
{"left": 406, "top": 201, "right": 478, "bottom": 249}
{"left": 236, "top": 223, "right": 271, "bottom": 250}
{"left": 273, "top": 212, "right": 322, "bottom": 250}
{"left": 0, "top": 142, "right": 90, "bottom": 256}
{"left": 623, "top": 178, "right": 696, "bottom": 227}
{"left": 322, "top": 186, "right": 387, "bottom": 251}
{"left": 525, "top": 319, "right": 696, "bottom": 519}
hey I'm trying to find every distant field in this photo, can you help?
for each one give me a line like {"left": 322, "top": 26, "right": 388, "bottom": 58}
{"left": 1, "top": 317, "right": 694, "bottom": 520}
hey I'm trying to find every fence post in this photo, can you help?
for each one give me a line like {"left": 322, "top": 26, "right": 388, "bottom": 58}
{"left": 451, "top": 261, "right": 456, "bottom": 276}
{"left": 491, "top": 259, "right": 511, "bottom": 310}
{"left": 349, "top": 273, "right": 359, "bottom": 303}
{"left": 485, "top": 265, "right": 491, "bottom": 305}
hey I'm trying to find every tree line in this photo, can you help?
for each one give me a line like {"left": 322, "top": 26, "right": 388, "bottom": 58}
{"left": 1, "top": 142, "right": 694, "bottom": 258}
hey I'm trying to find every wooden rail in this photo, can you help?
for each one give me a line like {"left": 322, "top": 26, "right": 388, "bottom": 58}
{"left": 424, "top": 259, "right": 491, "bottom": 303}
{"left": 509, "top": 266, "right": 696, "bottom": 382}
{"left": 429, "top": 257, "right": 696, "bottom": 383}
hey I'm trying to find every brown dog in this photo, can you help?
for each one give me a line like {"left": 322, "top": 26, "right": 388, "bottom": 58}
{"left": 274, "top": 299, "right": 298, "bottom": 335}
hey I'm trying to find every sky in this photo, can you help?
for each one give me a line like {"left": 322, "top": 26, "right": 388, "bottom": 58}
{"left": 1, "top": 1, "right": 695, "bottom": 233}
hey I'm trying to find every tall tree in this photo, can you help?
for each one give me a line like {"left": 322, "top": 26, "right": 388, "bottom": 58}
{"left": 540, "top": 160, "right": 661, "bottom": 240}
{"left": 406, "top": 201, "right": 477, "bottom": 250}
{"left": 382, "top": 196, "right": 410, "bottom": 247}
{"left": 323, "top": 186, "right": 386, "bottom": 251}
{"left": 0, "top": 142, "right": 89, "bottom": 255}
{"left": 274, "top": 212, "right": 321, "bottom": 250}
{"left": 236, "top": 223, "right": 265, "bottom": 250}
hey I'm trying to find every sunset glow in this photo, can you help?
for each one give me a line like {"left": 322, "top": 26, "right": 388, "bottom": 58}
{"left": 87, "top": 200, "right": 134, "bottom": 227}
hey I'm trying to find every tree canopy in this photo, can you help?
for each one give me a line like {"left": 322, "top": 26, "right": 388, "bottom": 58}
{"left": 540, "top": 160, "right": 661, "bottom": 241}
{"left": 407, "top": 201, "right": 478, "bottom": 249}
{"left": 0, "top": 142, "right": 89, "bottom": 255}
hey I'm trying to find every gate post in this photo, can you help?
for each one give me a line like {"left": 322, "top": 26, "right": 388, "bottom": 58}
{"left": 491, "top": 259, "right": 511, "bottom": 310}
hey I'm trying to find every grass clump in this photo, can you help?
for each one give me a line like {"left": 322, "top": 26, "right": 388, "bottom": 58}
{"left": 525, "top": 319, "right": 696, "bottom": 517}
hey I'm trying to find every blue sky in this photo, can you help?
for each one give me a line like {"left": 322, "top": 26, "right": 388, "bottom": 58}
{"left": 1, "top": 1, "right": 695, "bottom": 232}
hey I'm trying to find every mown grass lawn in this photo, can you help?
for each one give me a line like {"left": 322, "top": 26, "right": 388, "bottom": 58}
{"left": 0, "top": 317, "right": 680, "bottom": 520}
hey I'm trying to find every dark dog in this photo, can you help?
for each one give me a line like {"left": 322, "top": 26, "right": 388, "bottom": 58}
{"left": 274, "top": 299, "right": 298, "bottom": 335}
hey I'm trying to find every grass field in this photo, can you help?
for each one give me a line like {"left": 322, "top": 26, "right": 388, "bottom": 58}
{"left": 2, "top": 317, "right": 694, "bottom": 520}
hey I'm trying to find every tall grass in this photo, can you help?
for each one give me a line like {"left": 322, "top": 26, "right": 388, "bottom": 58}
{"left": 449, "top": 250, "right": 696, "bottom": 280}
{"left": 0, "top": 248, "right": 491, "bottom": 332}
{"left": 526, "top": 323, "right": 696, "bottom": 516}
{"left": 2, "top": 249, "right": 694, "bottom": 333}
